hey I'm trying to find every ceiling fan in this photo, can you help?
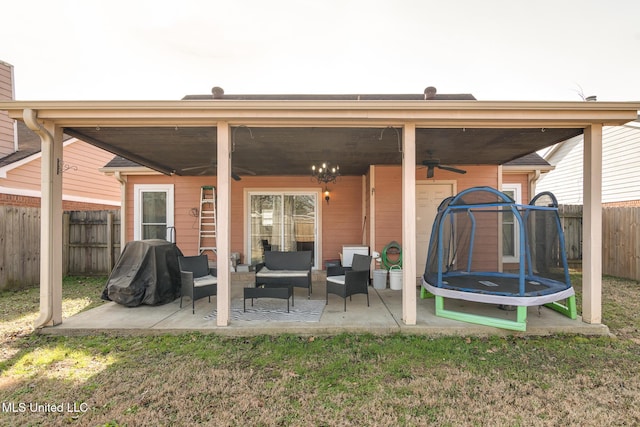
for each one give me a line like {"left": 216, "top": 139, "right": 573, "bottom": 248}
{"left": 421, "top": 152, "right": 467, "bottom": 178}
{"left": 180, "top": 163, "right": 255, "bottom": 181}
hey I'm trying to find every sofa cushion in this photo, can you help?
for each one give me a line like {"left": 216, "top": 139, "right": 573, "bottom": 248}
{"left": 193, "top": 275, "right": 217, "bottom": 287}
{"left": 326, "top": 275, "right": 346, "bottom": 285}
{"left": 256, "top": 267, "right": 308, "bottom": 278}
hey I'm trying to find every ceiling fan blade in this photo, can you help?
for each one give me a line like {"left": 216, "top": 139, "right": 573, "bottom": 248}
{"left": 437, "top": 165, "right": 467, "bottom": 174}
{"left": 233, "top": 166, "right": 256, "bottom": 176}
{"left": 181, "top": 164, "right": 209, "bottom": 172}
{"left": 426, "top": 166, "right": 435, "bottom": 178}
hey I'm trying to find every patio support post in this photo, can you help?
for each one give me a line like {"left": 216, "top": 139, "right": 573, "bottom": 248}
{"left": 216, "top": 121, "right": 232, "bottom": 326}
{"left": 24, "top": 109, "right": 63, "bottom": 328}
{"left": 114, "top": 171, "right": 127, "bottom": 254}
{"left": 402, "top": 123, "right": 417, "bottom": 325}
{"left": 582, "top": 124, "right": 603, "bottom": 324}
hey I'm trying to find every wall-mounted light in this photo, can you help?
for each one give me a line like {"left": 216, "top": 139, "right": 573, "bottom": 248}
{"left": 324, "top": 187, "right": 331, "bottom": 204}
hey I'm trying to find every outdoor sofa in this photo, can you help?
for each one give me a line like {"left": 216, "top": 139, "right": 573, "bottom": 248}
{"left": 255, "top": 250, "right": 313, "bottom": 298}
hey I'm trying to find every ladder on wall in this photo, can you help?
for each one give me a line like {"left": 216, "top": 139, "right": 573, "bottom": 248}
{"left": 198, "top": 186, "right": 217, "bottom": 257}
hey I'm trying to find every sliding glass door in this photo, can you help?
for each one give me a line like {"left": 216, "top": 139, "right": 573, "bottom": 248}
{"left": 248, "top": 191, "right": 317, "bottom": 266}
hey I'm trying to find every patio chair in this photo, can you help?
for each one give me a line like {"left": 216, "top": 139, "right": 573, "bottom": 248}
{"left": 178, "top": 254, "right": 217, "bottom": 314}
{"left": 326, "top": 253, "right": 372, "bottom": 311}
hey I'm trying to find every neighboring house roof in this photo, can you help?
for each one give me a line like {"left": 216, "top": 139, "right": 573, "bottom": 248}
{"left": 0, "top": 121, "right": 72, "bottom": 168}
{"left": 503, "top": 152, "right": 550, "bottom": 167}
{"left": 104, "top": 155, "right": 138, "bottom": 168}
{"left": 0, "top": 121, "right": 121, "bottom": 206}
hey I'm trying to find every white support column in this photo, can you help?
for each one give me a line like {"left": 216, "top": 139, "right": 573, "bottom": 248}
{"left": 402, "top": 123, "right": 417, "bottom": 325}
{"left": 28, "top": 110, "right": 63, "bottom": 328}
{"left": 369, "top": 165, "right": 376, "bottom": 261}
{"left": 115, "top": 171, "right": 127, "bottom": 253}
{"left": 216, "top": 122, "right": 232, "bottom": 326}
{"left": 582, "top": 124, "right": 603, "bottom": 324}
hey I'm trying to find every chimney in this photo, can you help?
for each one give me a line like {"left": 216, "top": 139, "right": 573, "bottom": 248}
{"left": 0, "top": 60, "right": 16, "bottom": 158}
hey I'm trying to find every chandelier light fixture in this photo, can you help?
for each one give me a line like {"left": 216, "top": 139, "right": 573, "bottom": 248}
{"left": 311, "top": 162, "right": 340, "bottom": 184}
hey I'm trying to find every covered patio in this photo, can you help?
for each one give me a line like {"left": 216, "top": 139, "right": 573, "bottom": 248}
{"left": 1, "top": 92, "right": 638, "bottom": 333}
{"left": 43, "top": 274, "right": 609, "bottom": 337}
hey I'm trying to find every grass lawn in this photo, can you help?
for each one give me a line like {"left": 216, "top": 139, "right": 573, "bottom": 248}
{"left": 1, "top": 274, "right": 640, "bottom": 426}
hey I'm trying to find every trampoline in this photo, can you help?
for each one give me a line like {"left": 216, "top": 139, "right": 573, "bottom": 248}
{"left": 420, "top": 186, "right": 576, "bottom": 331}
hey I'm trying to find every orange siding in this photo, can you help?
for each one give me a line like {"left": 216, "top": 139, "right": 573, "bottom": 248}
{"left": 126, "top": 175, "right": 365, "bottom": 265}
{"left": 61, "top": 141, "right": 121, "bottom": 201}
{"left": 371, "top": 164, "right": 499, "bottom": 258}
{"left": 125, "top": 165, "right": 504, "bottom": 269}
{"left": 373, "top": 166, "right": 402, "bottom": 256}
{"left": 503, "top": 173, "right": 530, "bottom": 202}
{"left": 1, "top": 140, "right": 120, "bottom": 206}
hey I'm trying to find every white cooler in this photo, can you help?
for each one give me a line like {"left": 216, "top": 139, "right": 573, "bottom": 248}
{"left": 341, "top": 245, "right": 369, "bottom": 267}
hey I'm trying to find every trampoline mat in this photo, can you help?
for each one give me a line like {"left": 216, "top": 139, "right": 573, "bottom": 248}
{"left": 425, "top": 272, "right": 569, "bottom": 297}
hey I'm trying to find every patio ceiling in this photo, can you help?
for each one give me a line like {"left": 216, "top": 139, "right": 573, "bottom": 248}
{"left": 3, "top": 98, "right": 638, "bottom": 178}
{"left": 64, "top": 125, "right": 583, "bottom": 177}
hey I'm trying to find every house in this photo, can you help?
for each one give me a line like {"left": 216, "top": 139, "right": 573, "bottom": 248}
{"left": 1, "top": 84, "right": 638, "bottom": 330}
{"left": 0, "top": 61, "right": 120, "bottom": 210}
{"left": 100, "top": 140, "right": 553, "bottom": 272}
{"left": 536, "top": 117, "right": 640, "bottom": 206}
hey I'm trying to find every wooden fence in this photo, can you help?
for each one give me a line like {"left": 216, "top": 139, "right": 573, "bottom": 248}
{"left": 560, "top": 204, "right": 640, "bottom": 282}
{"left": 0, "top": 207, "right": 120, "bottom": 290}
{"left": 3, "top": 204, "right": 639, "bottom": 288}
{"left": 0, "top": 206, "right": 41, "bottom": 289}
{"left": 63, "top": 210, "right": 121, "bottom": 277}
{"left": 602, "top": 207, "right": 640, "bottom": 281}
{"left": 558, "top": 205, "right": 583, "bottom": 265}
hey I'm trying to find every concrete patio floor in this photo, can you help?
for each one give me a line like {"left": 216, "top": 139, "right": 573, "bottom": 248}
{"left": 41, "top": 274, "right": 611, "bottom": 338}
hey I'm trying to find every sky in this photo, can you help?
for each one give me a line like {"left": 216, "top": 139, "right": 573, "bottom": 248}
{"left": 1, "top": 0, "right": 639, "bottom": 102}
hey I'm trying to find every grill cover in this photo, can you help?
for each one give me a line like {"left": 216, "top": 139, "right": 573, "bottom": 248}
{"left": 102, "top": 239, "right": 182, "bottom": 306}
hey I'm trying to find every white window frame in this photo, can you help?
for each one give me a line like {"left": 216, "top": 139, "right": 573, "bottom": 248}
{"left": 133, "top": 184, "right": 175, "bottom": 241}
{"left": 501, "top": 183, "right": 522, "bottom": 263}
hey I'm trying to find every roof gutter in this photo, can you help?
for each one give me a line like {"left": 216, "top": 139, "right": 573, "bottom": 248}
{"left": 23, "top": 108, "right": 55, "bottom": 329}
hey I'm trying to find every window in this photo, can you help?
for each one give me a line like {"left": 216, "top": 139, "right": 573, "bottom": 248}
{"left": 247, "top": 191, "right": 318, "bottom": 266}
{"left": 501, "top": 183, "right": 521, "bottom": 263}
{"left": 134, "top": 184, "right": 175, "bottom": 241}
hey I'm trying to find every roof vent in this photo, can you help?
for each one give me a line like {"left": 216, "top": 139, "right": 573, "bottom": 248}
{"left": 211, "top": 86, "right": 224, "bottom": 99}
{"left": 424, "top": 86, "right": 437, "bottom": 100}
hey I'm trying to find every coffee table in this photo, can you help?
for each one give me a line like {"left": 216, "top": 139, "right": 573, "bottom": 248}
{"left": 244, "top": 286, "right": 293, "bottom": 313}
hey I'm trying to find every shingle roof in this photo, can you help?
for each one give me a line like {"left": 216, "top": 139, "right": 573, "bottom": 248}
{"left": 0, "top": 122, "right": 73, "bottom": 168}
{"left": 503, "top": 152, "right": 550, "bottom": 166}
{"left": 182, "top": 86, "right": 477, "bottom": 101}
{"left": 103, "top": 156, "right": 139, "bottom": 168}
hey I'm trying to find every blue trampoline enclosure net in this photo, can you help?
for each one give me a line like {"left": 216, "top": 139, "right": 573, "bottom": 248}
{"left": 423, "top": 186, "right": 572, "bottom": 297}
